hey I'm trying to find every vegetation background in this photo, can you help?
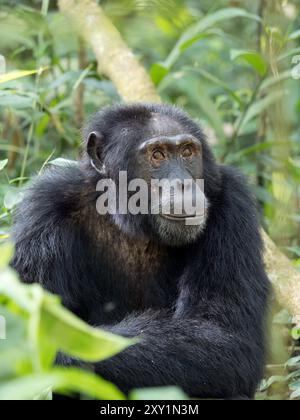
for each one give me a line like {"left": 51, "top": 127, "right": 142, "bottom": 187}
{"left": 0, "top": 0, "right": 300, "bottom": 400}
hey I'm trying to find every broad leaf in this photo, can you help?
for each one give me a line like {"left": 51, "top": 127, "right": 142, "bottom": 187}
{"left": 231, "top": 50, "right": 267, "bottom": 76}
{"left": 40, "top": 293, "right": 134, "bottom": 363}
{"left": 0, "top": 368, "right": 125, "bottom": 400}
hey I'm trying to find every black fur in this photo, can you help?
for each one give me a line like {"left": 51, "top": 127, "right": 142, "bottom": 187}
{"left": 12, "top": 103, "right": 270, "bottom": 399}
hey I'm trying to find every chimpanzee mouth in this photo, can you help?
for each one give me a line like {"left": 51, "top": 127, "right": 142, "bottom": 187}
{"left": 161, "top": 213, "right": 205, "bottom": 223}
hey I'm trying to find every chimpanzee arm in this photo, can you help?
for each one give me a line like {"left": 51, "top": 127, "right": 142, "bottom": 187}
{"left": 11, "top": 166, "right": 89, "bottom": 314}
{"left": 59, "top": 167, "right": 270, "bottom": 399}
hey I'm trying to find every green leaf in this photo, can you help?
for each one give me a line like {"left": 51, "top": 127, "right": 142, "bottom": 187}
{"left": 292, "top": 327, "right": 300, "bottom": 340}
{"left": 130, "top": 386, "right": 188, "bottom": 400}
{"left": 226, "top": 141, "right": 277, "bottom": 164}
{"left": 150, "top": 63, "right": 169, "bottom": 86}
{"left": 286, "top": 356, "right": 300, "bottom": 368}
{"left": 288, "top": 30, "right": 300, "bottom": 41}
{"left": 290, "top": 384, "right": 300, "bottom": 400}
{"left": 40, "top": 294, "right": 135, "bottom": 363}
{"left": 287, "top": 246, "right": 300, "bottom": 257}
{"left": 0, "top": 94, "right": 34, "bottom": 109}
{"left": 260, "top": 375, "right": 288, "bottom": 391}
{"left": 231, "top": 50, "right": 267, "bottom": 76}
{"left": 0, "top": 69, "right": 40, "bottom": 85}
{"left": 4, "top": 188, "right": 24, "bottom": 210}
{"left": 260, "top": 71, "right": 292, "bottom": 91}
{"left": 164, "top": 8, "right": 261, "bottom": 70}
{"left": 0, "top": 306, "right": 27, "bottom": 350}
{"left": 0, "top": 273, "right": 133, "bottom": 363}
{"left": 185, "top": 66, "right": 243, "bottom": 106}
{"left": 0, "top": 368, "right": 125, "bottom": 400}
{"left": 239, "top": 90, "right": 286, "bottom": 131}
{"left": 0, "top": 159, "right": 8, "bottom": 171}
{"left": 179, "top": 33, "right": 212, "bottom": 53}
{"left": 278, "top": 47, "right": 300, "bottom": 62}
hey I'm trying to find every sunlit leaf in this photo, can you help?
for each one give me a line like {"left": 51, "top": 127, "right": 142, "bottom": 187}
{"left": 40, "top": 293, "right": 135, "bottom": 363}
{"left": 0, "top": 160, "right": 8, "bottom": 171}
{"left": 0, "top": 368, "right": 125, "bottom": 401}
{"left": 292, "top": 327, "right": 300, "bottom": 340}
{"left": 0, "top": 69, "right": 45, "bottom": 85}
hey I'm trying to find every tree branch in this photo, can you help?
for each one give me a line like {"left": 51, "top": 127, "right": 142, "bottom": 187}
{"left": 58, "top": 0, "right": 160, "bottom": 103}
{"left": 58, "top": 0, "right": 300, "bottom": 325}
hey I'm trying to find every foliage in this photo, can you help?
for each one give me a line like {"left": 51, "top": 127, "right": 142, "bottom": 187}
{"left": 0, "top": 242, "right": 131, "bottom": 400}
{"left": 0, "top": 0, "right": 300, "bottom": 400}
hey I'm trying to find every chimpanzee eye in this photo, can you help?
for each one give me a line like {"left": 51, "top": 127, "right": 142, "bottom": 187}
{"left": 182, "top": 146, "right": 193, "bottom": 158}
{"left": 152, "top": 150, "right": 165, "bottom": 161}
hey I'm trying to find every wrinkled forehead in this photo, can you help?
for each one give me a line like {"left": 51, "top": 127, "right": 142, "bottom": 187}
{"left": 114, "top": 113, "right": 186, "bottom": 142}
{"left": 146, "top": 113, "right": 184, "bottom": 138}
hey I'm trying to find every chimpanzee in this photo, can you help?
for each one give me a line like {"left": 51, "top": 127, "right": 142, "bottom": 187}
{"left": 12, "top": 103, "right": 270, "bottom": 399}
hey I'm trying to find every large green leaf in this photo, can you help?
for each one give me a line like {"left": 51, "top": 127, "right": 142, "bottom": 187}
{"left": 0, "top": 274, "right": 134, "bottom": 364}
{"left": 150, "top": 63, "right": 169, "bottom": 86}
{"left": 0, "top": 262, "right": 132, "bottom": 399}
{"left": 0, "top": 368, "right": 125, "bottom": 400}
{"left": 0, "top": 94, "right": 34, "bottom": 109}
{"left": 230, "top": 49, "right": 267, "bottom": 76}
{"left": 40, "top": 293, "right": 135, "bottom": 363}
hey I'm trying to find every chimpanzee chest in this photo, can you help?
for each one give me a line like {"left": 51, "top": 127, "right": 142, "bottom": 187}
{"left": 84, "top": 219, "right": 185, "bottom": 324}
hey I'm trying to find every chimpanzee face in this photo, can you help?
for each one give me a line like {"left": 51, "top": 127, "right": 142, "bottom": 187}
{"left": 86, "top": 107, "right": 212, "bottom": 247}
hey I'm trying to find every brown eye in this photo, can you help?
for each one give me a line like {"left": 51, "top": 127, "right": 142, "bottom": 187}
{"left": 152, "top": 150, "right": 165, "bottom": 161}
{"left": 182, "top": 146, "right": 193, "bottom": 158}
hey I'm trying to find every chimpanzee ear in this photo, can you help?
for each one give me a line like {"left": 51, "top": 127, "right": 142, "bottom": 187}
{"left": 87, "top": 131, "right": 104, "bottom": 169}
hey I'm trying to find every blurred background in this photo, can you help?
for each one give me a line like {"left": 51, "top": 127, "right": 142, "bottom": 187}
{"left": 0, "top": 0, "right": 300, "bottom": 400}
